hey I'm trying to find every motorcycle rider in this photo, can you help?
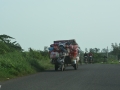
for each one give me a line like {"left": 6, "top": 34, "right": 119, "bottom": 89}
{"left": 84, "top": 52, "right": 88, "bottom": 63}
{"left": 88, "top": 51, "right": 93, "bottom": 63}
{"left": 84, "top": 52, "right": 88, "bottom": 57}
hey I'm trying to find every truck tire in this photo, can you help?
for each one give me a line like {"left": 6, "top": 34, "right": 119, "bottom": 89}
{"left": 60, "top": 64, "right": 65, "bottom": 71}
{"left": 74, "top": 63, "right": 78, "bottom": 70}
{"left": 55, "top": 64, "right": 58, "bottom": 71}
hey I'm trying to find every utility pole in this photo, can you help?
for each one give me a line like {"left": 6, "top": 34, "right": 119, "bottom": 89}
{"left": 107, "top": 46, "right": 108, "bottom": 61}
{"left": 107, "top": 46, "right": 108, "bottom": 58}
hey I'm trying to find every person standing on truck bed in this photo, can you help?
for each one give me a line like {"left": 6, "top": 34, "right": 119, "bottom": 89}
{"left": 53, "top": 44, "right": 59, "bottom": 52}
{"left": 64, "top": 42, "right": 71, "bottom": 66}
{"left": 48, "top": 44, "right": 54, "bottom": 52}
{"left": 58, "top": 42, "right": 67, "bottom": 53}
{"left": 48, "top": 44, "right": 54, "bottom": 60}
{"left": 48, "top": 44, "right": 54, "bottom": 58}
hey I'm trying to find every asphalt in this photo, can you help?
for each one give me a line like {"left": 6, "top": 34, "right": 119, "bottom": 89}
{"left": 0, "top": 64, "right": 120, "bottom": 90}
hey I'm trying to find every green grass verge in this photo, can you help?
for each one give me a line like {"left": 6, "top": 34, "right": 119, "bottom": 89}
{"left": 0, "top": 51, "right": 53, "bottom": 81}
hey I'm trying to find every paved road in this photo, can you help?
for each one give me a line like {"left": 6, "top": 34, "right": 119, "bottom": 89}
{"left": 0, "top": 64, "right": 120, "bottom": 90}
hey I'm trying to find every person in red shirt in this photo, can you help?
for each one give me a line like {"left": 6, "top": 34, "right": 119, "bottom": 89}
{"left": 88, "top": 51, "right": 93, "bottom": 63}
{"left": 88, "top": 51, "right": 93, "bottom": 57}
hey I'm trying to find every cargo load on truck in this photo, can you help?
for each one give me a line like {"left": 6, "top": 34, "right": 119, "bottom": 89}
{"left": 48, "top": 39, "right": 80, "bottom": 71}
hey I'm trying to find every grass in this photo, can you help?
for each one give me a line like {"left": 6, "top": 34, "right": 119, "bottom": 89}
{"left": 0, "top": 51, "right": 54, "bottom": 81}
{"left": 107, "top": 59, "right": 120, "bottom": 64}
{"left": 100, "top": 59, "right": 119, "bottom": 64}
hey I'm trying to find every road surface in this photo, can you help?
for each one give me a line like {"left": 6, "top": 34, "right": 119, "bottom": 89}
{"left": 0, "top": 64, "right": 120, "bottom": 90}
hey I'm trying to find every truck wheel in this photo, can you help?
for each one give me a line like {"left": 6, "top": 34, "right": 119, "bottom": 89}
{"left": 74, "top": 63, "right": 78, "bottom": 70}
{"left": 55, "top": 64, "right": 58, "bottom": 71}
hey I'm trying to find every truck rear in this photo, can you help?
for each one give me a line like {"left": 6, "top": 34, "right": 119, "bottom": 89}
{"left": 48, "top": 39, "right": 80, "bottom": 71}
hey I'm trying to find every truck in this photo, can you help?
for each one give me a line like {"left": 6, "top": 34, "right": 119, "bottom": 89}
{"left": 49, "top": 39, "right": 80, "bottom": 71}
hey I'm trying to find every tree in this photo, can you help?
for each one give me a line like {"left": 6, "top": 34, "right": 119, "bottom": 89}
{"left": 0, "top": 34, "right": 23, "bottom": 53}
{"left": 94, "top": 48, "right": 100, "bottom": 53}
{"left": 0, "top": 34, "right": 14, "bottom": 43}
{"left": 101, "top": 48, "right": 108, "bottom": 53}
{"left": 111, "top": 43, "right": 120, "bottom": 56}
{"left": 85, "top": 48, "right": 88, "bottom": 53}
{"left": 44, "top": 46, "right": 49, "bottom": 52}
{"left": 89, "top": 48, "right": 95, "bottom": 53}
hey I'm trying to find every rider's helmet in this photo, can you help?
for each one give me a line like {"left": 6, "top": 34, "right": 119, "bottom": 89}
{"left": 50, "top": 44, "right": 53, "bottom": 47}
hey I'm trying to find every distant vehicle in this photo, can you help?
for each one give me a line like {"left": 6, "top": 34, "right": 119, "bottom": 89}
{"left": 89, "top": 56, "right": 93, "bottom": 64}
{"left": 88, "top": 52, "right": 94, "bottom": 64}
{"left": 84, "top": 56, "right": 88, "bottom": 64}
{"left": 49, "top": 39, "right": 80, "bottom": 71}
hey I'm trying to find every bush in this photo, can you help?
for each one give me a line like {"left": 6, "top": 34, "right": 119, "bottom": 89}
{"left": 0, "top": 51, "right": 53, "bottom": 80}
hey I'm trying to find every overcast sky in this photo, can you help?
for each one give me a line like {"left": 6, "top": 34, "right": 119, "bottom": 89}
{"left": 0, "top": 0, "right": 120, "bottom": 51}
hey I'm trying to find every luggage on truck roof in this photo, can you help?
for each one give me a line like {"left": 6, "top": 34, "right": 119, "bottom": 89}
{"left": 54, "top": 39, "right": 78, "bottom": 45}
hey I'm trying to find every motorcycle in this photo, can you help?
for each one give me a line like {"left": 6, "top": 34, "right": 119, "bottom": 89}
{"left": 84, "top": 56, "right": 88, "bottom": 64}
{"left": 89, "top": 56, "right": 93, "bottom": 64}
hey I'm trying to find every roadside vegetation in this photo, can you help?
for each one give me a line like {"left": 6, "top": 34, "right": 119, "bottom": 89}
{"left": 0, "top": 34, "right": 120, "bottom": 81}
{"left": 80, "top": 44, "right": 120, "bottom": 64}
{"left": 0, "top": 34, "right": 53, "bottom": 81}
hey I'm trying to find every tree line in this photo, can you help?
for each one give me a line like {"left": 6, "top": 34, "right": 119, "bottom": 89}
{"left": 0, "top": 34, "right": 49, "bottom": 60}
{"left": 0, "top": 34, "right": 120, "bottom": 62}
